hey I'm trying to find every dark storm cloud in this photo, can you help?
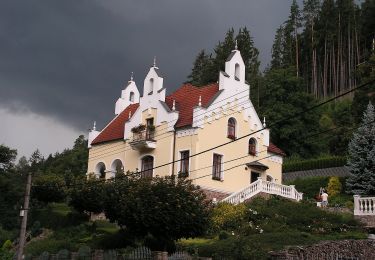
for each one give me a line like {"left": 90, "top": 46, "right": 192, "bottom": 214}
{"left": 0, "top": 0, "right": 291, "bottom": 131}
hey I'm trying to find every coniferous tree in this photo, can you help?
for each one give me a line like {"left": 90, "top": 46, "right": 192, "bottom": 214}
{"left": 346, "top": 102, "right": 375, "bottom": 195}
{"left": 283, "top": 0, "right": 302, "bottom": 73}
{"left": 187, "top": 50, "right": 213, "bottom": 86}
{"left": 187, "top": 28, "right": 260, "bottom": 87}
{"left": 271, "top": 26, "right": 285, "bottom": 69}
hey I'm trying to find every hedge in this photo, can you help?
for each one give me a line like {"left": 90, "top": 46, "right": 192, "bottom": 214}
{"left": 283, "top": 156, "right": 347, "bottom": 173}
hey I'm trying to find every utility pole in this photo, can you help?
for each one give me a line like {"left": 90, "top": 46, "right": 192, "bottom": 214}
{"left": 16, "top": 172, "right": 32, "bottom": 260}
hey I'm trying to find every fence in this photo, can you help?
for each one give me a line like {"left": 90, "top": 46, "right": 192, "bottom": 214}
{"left": 26, "top": 247, "right": 207, "bottom": 260}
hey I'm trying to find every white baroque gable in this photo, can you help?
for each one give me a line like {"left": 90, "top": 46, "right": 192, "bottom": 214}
{"left": 123, "top": 66, "right": 178, "bottom": 139}
{"left": 115, "top": 80, "right": 140, "bottom": 115}
{"left": 192, "top": 49, "right": 269, "bottom": 147}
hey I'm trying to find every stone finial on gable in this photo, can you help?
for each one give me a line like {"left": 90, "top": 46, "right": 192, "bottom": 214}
{"left": 172, "top": 99, "right": 176, "bottom": 111}
{"left": 198, "top": 95, "right": 202, "bottom": 107}
{"left": 92, "top": 121, "right": 96, "bottom": 131}
{"left": 153, "top": 56, "right": 157, "bottom": 68}
{"left": 263, "top": 117, "right": 266, "bottom": 128}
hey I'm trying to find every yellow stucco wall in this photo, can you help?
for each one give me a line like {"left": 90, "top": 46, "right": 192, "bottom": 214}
{"left": 173, "top": 103, "right": 282, "bottom": 193}
{"left": 88, "top": 102, "right": 283, "bottom": 193}
{"left": 88, "top": 108, "right": 175, "bottom": 178}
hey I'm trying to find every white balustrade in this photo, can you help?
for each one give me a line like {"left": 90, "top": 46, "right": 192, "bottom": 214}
{"left": 222, "top": 177, "right": 303, "bottom": 205}
{"left": 353, "top": 195, "right": 375, "bottom": 215}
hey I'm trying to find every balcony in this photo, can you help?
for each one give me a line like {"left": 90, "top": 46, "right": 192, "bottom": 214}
{"left": 129, "top": 128, "right": 156, "bottom": 150}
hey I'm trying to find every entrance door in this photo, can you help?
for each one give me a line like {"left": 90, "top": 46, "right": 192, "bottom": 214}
{"left": 251, "top": 171, "right": 260, "bottom": 183}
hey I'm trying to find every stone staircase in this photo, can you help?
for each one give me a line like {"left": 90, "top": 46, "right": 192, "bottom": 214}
{"left": 222, "top": 177, "right": 303, "bottom": 204}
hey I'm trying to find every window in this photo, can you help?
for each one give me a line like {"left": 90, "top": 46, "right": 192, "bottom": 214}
{"left": 141, "top": 156, "right": 154, "bottom": 178}
{"left": 146, "top": 118, "right": 154, "bottom": 140}
{"left": 129, "top": 91, "right": 134, "bottom": 102}
{"left": 149, "top": 78, "right": 154, "bottom": 94}
{"left": 235, "top": 63, "right": 240, "bottom": 80}
{"left": 212, "top": 154, "right": 223, "bottom": 181}
{"left": 227, "top": 118, "right": 236, "bottom": 140}
{"left": 248, "top": 138, "right": 256, "bottom": 156}
{"left": 179, "top": 151, "right": 190, "bottom": 177}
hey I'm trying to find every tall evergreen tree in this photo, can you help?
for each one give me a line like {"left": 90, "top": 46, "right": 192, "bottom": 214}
{"left": 271, "top": 26, "right": 285, "bottom": 69}
{"left": 187, "top": 50, "right": 213, "bottom": 86}
{"left": 187, "top": 28, "right": 260, "bottom": 87}
{"left": 346, "top": 102, "right": 375, "bottom": 195}
{"left": 283, "top": 0, "right": 302, "bottom": 73}
{"left": 260, "top": 67, "right": 321, "bottom": 157}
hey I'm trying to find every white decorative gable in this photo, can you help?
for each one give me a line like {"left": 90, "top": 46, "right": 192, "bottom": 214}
{"left": 115, "top": 80, "right": 140, "bottom": 115}
{"left": 142, "top": 67, "right": 165, "bottom": 101}
{"left": 123, "top": 65, "right": 178, "bottom": 139}
{"left": 224, "top": 50, "right": 246, "bottom": 83}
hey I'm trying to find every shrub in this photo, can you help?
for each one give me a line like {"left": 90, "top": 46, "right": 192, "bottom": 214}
{"left": 218, "top": 231, "right": 230, "bottom": 240}
{"left": 283, "top": 156, "right": 347, "bottom": 172}
{"left": 57, "top": 249, "right": 70, "bottom": 260}
{"left": 210, "top": 202, "right": 247, "bottom": 233}
{"left": 327, "top": 177, "right": 342, "bottom": 197}
{"left": 32, "top": 174, "right": 67, "bottom": 203}
{"left": 77, "top": 245, "right": 91, "bottom": 259}
{"left": 287, "top": 176, "right": 329, "bottom": 199}
{"left": 38, "top": 251, "right": 50, "bottom": 260}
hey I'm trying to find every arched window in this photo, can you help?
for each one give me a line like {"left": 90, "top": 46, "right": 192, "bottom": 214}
{"left": 111, "top": 159, "right": 123, "bottom": 177}
{"left": 235, "top": 63, "right": 240, "bottom": 80}
{"left": 227, "top": 118, "right": 236, "bottom": 140}
{"left": 141, "top": 156, "right": 154, "bottom": 178}
{"left": 129, "top": 91, "right": 134, "bottom": 102}
{"left": 95, "top": 162, "right": 106, "bottom": 179}
{"left": 149, "top": 78, "right": 154, "bottom": 94}
{"left": 248, "top": 138, "right": 256, "bottom": 155}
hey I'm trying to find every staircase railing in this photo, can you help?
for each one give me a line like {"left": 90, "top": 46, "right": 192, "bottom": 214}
{"left": 222, "top": 177, "right": 303, "bottom": 204}
{"left": 354, "top": 195, "right": 375, "bottom": 215}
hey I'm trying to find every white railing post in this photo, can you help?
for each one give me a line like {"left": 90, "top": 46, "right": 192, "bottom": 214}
{"left": 290, "top": 185, "right": 295, "bottom": 199}
{"left": 353, "top": 195, "right": 361, "bottom": 215}
{"left": 257, "top": 177, "right": 263, "bottom": 192}
{"left": 221, "top": 177, "right": 303, "bottom": 204}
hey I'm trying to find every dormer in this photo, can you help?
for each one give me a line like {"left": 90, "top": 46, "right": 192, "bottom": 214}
{"left": 115, "top": 76, "right": 140, "bottom": 115}
{"left": 223, "top": 50, "right": 245, "bottom": 83}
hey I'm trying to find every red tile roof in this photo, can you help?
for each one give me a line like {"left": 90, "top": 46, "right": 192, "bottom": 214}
{"left": 165, "top": 83, "right": 219, "bottom": 128}
{"left": 267, "top": 142, "right": 286, "bottom": 156}
{"left": 91, "top": 82, "right": 285, "bottom": 157}
{"left": 91, "top": 103, "right": 139, "bottom": 145}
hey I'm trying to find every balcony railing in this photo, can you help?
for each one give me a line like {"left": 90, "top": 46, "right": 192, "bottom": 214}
{"left": 132, "top": 129, "right": 155, "bottom": 141}
{"left": 129, "top": 129, "right": 156, "bottom": 150}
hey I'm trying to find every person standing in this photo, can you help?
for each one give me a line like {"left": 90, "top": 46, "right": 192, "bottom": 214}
{"left": 321, "top": 190, "right": 329, "bottom": 208}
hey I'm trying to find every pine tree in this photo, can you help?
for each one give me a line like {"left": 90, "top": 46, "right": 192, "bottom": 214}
{"left": 187, "top": 28, "right": 260, "bottom": 87}
{"left": 271, "top": 26, "right": 285, "bottom": 69}
{"left": 187, "top": 50, "right": 213, "bottom": 86}
{"left": 346, "top": 102, "right": 375, "bottom": 195}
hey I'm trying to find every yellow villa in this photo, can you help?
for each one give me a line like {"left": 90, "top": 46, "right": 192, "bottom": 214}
{"left": 87, "top": 48, "right": 302, "bottom": 202}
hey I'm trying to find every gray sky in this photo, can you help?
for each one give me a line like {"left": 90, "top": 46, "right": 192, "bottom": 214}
{"left": 0, "top": 0, "right": 294, "bottom": 158}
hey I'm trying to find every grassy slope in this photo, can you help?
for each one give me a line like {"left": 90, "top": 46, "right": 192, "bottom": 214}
{"left": 25, "top": 203, "right": 121, "bottom": 256}
{"left": 178, "top": 197, "right": 366, "bottom": 259}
